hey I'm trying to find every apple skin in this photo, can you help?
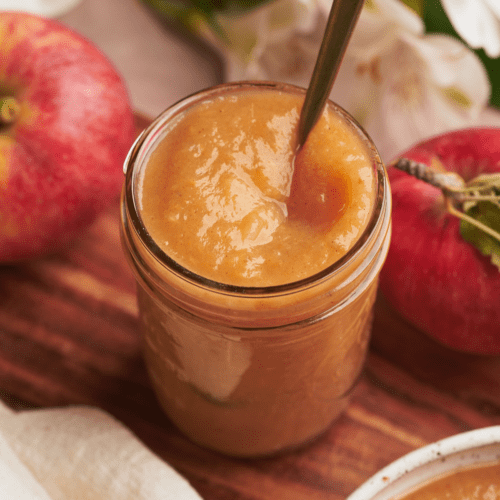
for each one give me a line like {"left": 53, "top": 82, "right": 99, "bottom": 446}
{"left": 0, "top": 12, "right": 135, "bottom": 261}
{"left": 379, "top": 128, "right": 500, "bottom": 355}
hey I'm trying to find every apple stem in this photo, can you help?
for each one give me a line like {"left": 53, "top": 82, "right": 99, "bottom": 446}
{"left": 394, "top": 157, "right": 465, "bottom": 194}
{"left": 0, "top": 97, "right": 21, "bottom": 125}
{"left": 394, "top": 157, "right": 500, "bottom": 244}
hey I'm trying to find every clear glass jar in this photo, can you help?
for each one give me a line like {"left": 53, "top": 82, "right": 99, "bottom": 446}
{"left": 120, "top": 82, "right": 391, "bottom": 457}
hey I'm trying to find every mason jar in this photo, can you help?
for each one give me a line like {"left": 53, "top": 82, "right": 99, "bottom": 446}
{"left": 120, "top": 82, "right": 391, "bottom": 457}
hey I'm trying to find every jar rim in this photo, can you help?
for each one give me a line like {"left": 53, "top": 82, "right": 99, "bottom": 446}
{"left": 123, "top": 81, "right": 390, "bottom": 297}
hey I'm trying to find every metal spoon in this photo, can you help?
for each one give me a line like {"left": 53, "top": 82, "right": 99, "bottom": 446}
{"left": 296, "top": 0, "right": 365, "bottom": 149}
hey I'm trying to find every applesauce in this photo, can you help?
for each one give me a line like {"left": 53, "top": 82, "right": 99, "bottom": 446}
{"left": 395, "top": 462, "right": 500, "bottom": 500}
{"left": 121, "top": 82, "right": 391, "bottom": 456}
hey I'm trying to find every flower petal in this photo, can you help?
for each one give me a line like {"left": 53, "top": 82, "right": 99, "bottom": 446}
{"left": 346, "top": 0, "right": 424, "bottom": 63}
{"left": 403, "top": 33, "right": 490, "bottom": 109}
{"left": 364, "top": 79, "right": 482, "bottom": 161}
{"left": 330, "top": 54, "right": 381, "bottom": 124}
{"left": 441, "top": 0, "right": 500, "bottom": 57}
{"left": 371, "top": 0, "right": 424, "bottom": 35}
{"left": 263, "top": 0, "right": 319, "bottom": 42}
{"left": 483, "top": 0, "right": 500, "bottom": 18}
{"left": 352, "top": 34, "right": 490, "bottom": 161}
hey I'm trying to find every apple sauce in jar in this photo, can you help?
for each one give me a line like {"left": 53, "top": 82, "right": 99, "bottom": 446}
{"left": 121, "top": 82, "right": 391, "bottom": 456}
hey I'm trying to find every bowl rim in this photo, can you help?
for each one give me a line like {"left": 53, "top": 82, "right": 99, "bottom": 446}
{"left": 347, "top": 425, "right": 500, "bottom": 500}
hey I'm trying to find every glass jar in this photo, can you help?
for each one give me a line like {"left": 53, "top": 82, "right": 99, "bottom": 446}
{"left": 120, "top": 82, "right": 391, "bottom": 457}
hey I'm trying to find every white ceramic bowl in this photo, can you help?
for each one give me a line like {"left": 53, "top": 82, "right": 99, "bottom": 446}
{"left": 347, "top": 426, "right": 500, "bottom": 500}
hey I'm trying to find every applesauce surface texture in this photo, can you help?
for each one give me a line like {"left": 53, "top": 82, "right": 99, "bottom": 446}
{"left": 139, "top": 89, "right": 374, "bottom": 287}
{"left": 396, "top": 462, "right": 500, "bottom": 500}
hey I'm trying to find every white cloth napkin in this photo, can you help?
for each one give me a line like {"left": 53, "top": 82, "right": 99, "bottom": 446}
{"left": 0, "top": 400, "right": 203, "bottom": 499}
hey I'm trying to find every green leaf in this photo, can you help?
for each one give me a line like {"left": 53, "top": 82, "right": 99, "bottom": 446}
{"left": 459, "top": 201, "right": 500, "bottom": 271}
{"left": 140, "top": 0, "right": 274, "bottom": 39}
{"left": 423, "top": 0, "right": 500, "bottom": 109}
{"left": 142, "top": 0, "right": 273, "bottom": 19}
{"left": 400, "top": 0, "right": 424, "bottom": 17}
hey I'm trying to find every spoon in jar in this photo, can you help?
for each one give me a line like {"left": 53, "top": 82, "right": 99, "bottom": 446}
{"left": 296, "top": 0, "right": 365, "bottom": 150}
{"left": 287, "top": 0, "right": 365, "bottom": 231}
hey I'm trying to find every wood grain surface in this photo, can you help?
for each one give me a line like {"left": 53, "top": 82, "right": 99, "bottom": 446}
{"left": 0, "top": 114, "right": 499, "bottom": 500}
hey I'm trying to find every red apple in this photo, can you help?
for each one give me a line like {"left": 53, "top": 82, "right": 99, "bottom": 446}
{"left": 0, "top": 11, "right": 135, "bottom": 262}
{"left": 379, "top": 128, "right": 500, "bottom": 355}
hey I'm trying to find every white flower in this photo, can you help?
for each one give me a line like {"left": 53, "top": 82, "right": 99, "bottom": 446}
{"left": 330, "top": 0, "right": 491, "bottom": 160}
{"left": 197, "top": 0, "right": 492, "bottom": 162}
{"left": 441, "top": 0, "right": 500, "bottom": 58}
{"left": 201, "top": 0, "right": 327, "bottom": 84}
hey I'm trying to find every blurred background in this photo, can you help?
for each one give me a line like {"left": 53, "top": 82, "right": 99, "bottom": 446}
{"left": 7, "top": 0, "right": 500, "bottom": 161}
{"left": 57, "top": 0, "right": 223, "bottom": 118}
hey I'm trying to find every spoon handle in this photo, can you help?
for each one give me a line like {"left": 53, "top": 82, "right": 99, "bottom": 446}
{"left": 297, "top": 0, "right": 365, "bottom": 149}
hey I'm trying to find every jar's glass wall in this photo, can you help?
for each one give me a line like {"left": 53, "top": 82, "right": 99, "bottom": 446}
{"left": 138, "top": 278, "right": 378, "bottom": 456}
{"left": 120, "top": 81, "right": 391, "bottom": 457}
